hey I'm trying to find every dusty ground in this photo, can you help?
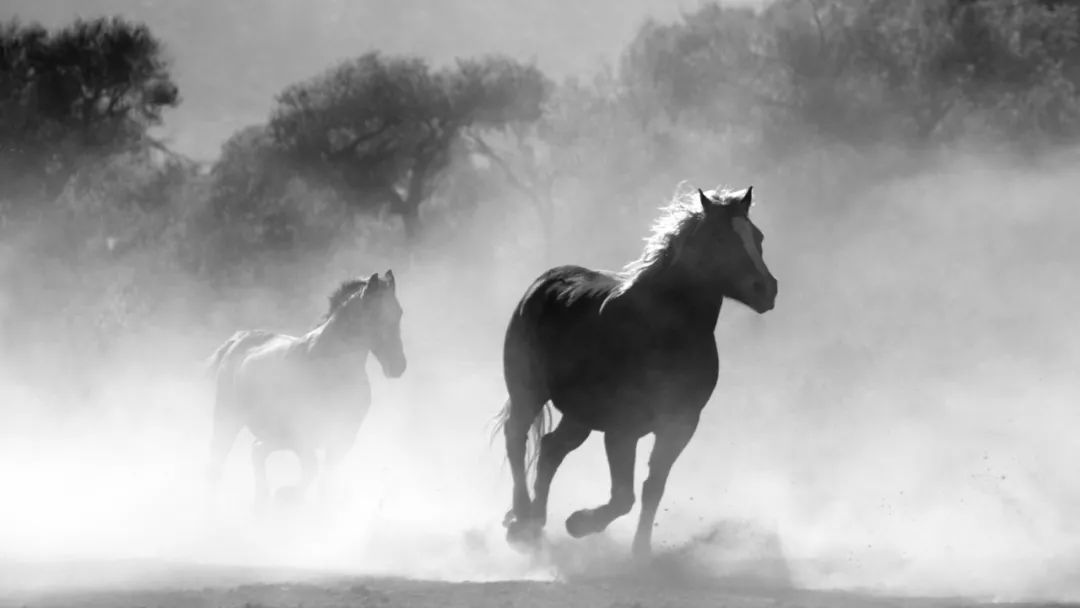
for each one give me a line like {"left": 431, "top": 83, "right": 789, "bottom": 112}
{"left": 0, "top": 560, "right": 1065, "bottom": 608}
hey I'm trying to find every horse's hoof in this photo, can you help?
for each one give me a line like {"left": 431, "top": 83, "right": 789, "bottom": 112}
{"left": 506, "top": 533, "right": 543, "bottom": 553}
{"left": 565, "top": 509, "right": 594, "bottom": 538}
{"left": 631, "top": 541, "right": 653, "bottom": 563}
{"left": 505, "top": 517, "right": 543, "bottom": 551}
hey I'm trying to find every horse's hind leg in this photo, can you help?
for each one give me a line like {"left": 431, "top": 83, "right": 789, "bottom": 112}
{"left": 296, "top": 449, "right": 318, "bottom": 501}
{"left": 565, "top": 430, "right": 638, "bottom": 538}
{"left": 503, "top": 394, "right": 545, "bottom": 545}
{"left": 530, "top": 416, "right": 591, "bottom": 527}
{"left": 206, "top": 398, "right": 242, "bottom": 489}
{"left": 251, "top": 440, "right": 272, "bottom": 513}
{"left": 275, "top": 448, "right": 317, "bottom": 507}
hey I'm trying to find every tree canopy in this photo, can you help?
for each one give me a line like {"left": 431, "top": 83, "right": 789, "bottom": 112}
{"left": 217, "top": 52, "right": 551, "bottom": 241}
{"left": 619, "top": 0, "right": 1080, "bottom": 149}
{"left": 7, "top": 1, "right": 1080, "bottom": 310}
{"left": 0, "top": 16, "right": 179, "bottom": 211}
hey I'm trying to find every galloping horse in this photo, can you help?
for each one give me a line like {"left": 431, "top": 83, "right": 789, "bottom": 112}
{"left": 497, "top": 185, "right": 777, "bottom": 558}
{"left": 205, "top": 271, "right": 406, "bottom": 509}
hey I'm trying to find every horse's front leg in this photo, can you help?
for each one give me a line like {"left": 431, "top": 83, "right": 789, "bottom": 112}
{"left": 251, "top": 440, "right": 272, "bottom": 514}
{"left": 631, "top": 417, "right": 698, "bottom": 559}
{"left": 565, "top": 431, "right": 637, "bottom": 538}
{"left": 205, "top": 395, "right": 242, "bottom": 490}
{"left": 276, "top": 449, "right": 318, "bottom": 507}
{"left": 319, "top": 439, "right": 354, "bottom": 509}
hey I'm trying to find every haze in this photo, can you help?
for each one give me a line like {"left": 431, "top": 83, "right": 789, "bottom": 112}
{"left": 1, "top": 1, "right": 1079, "bottom": 605}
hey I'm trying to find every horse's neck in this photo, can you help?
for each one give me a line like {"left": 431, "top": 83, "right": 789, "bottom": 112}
{"left": 303, "top": 316, "right": 370, "bottom": 362}
{"left": 624, "top": 262, "right": 723, "bottom": 329}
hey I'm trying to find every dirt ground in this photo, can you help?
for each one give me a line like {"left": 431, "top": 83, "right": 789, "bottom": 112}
{"left": 0, "top": 560, "right": 1063, "bottom": 608}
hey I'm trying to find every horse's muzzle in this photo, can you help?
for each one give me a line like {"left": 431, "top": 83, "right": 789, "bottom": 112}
{"left": 382, "top": 359, "right": 407, "bottom": 378}
{"left": 748, "top": 276, "right": 777, "bottom": 313}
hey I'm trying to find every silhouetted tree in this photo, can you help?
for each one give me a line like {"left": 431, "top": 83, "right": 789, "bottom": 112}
{"left": 266, "top": 52, "right": 550, "bottom": 240}
{"left": 620, "top": 5, "right": 770, "bottom": 128}
{"left": 0, "top": 17, "right": 179, "bottom": 212}
{"left": 618, "top": 0, "right": 1080, "bottom": 148}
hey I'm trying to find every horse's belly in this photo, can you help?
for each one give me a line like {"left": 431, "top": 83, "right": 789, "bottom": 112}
{"left": 243, "top": 394, "right": 370, "bottom": 450}
{"left": 548, "top": 361, "right": 715, "bottom": 434}
{"left": 233, "top": 347, "right": 373, "bottom": 450}
{"left": 247, "top": 401, "right": 369, "bottom": 449}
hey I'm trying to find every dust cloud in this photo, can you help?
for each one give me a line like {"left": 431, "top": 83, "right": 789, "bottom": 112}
{"left": 2, "top": 0, "right": 1080, "bottom": 597}
{"left": 1, "top": 144, "right": 1079, "bottom": 602}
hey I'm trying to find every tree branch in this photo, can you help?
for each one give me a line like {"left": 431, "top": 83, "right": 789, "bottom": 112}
{"left": 805, "top": 0, "right": 827, "bottom": 58}
{"left": 326, "top": 119, "right": 400, "bottom": 162}
{"left": 468, "top": 134, "right": 536, "bottom": 197}
{"left": 105, "top": 85, "right": 128, "bottom": 117}
{"left": 143, "top": 136, "right": 203, "bottom": 170}
{"left": 468, "top": 132, "right": 555, "bottom": 259}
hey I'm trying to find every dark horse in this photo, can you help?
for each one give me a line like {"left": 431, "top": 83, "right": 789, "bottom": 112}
{"left": 496, "top": 185, "right": 777, "bottom": 558}
{"left": 205, "top": 271, "right": 406, "bottom": 509}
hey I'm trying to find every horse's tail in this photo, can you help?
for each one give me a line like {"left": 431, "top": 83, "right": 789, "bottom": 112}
{"left": 491, "top": 399, "right": 554, "bottom": 481}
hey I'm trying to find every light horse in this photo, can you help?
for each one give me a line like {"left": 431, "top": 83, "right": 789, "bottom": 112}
{"left": 496, "top": 185, "right": 777, "bottom": 558}
{"left": 205, "top": 271, "right": 406, "bottom": 509}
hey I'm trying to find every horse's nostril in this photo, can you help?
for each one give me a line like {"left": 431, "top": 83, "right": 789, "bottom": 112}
{"left": 752, "top": 280, "right": 767, "bottom": 295}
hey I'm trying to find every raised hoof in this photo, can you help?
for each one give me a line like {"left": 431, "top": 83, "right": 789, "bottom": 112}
{"left": 505, "top": 516, "right": 544, "bottom": 551}
{"left": 564, "top": 509, "right": 596, "bottom": 538}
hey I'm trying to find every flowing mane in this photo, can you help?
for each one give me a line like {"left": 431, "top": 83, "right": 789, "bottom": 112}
{"left": 325, "top": 278, "right": 368, "bottom": 318}
{"left": 611, "top": 182, "right": 735, "bottom": 298}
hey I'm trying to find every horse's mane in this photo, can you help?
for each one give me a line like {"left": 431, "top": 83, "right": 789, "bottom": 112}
{"left": 324, "top": 278, "right": 369, "bottom": 319}
{"left": 611, "top": 182, "right": 732, "bottom": 298}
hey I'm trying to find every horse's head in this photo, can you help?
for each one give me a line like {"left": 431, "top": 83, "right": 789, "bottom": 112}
{"left": 340, "top": 270, "right": 407, "bottom": 378}
{"left": 691, "top": 187, "right": 777, "bottom": 313}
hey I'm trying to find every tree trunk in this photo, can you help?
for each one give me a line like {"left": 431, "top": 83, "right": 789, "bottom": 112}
{"left": 397, "top": 150, "right": 434, "bottom": 243}
{"left": 399, "top": 202, "right": 421, "bottom": 241}
{"left": 531, "top": 180, "right": 555, "bottom": 264}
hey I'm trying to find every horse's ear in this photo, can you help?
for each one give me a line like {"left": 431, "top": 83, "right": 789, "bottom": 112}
{"left": 367, "top": 272, "right": 380, "bottom": 290}
{"left": 698, "top": 188, "right": 711, "bottom": 211}
{"left": 736, "top": 186, "right": 753, "bottom": 214}
{"left": 384, "top": 269, "right": 395, "bottom": 290}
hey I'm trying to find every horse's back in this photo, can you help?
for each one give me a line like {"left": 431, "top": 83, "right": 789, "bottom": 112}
{"left": 233, "top": 332, "right": 306, "bottom": 387}
{"left": 505, "top": 265, "right": 718, "bottom": 432}
{"left": 504, "top": 266, "right": 627, "bottom": 421}
{"left": 507, "top": 265, "right": 619, "bottom": 355}
{"left": 208, "top": 329, "right": 283, "bottom": 383}
{"left": 512, "top": 265, "right": 618, "bottom": 320}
